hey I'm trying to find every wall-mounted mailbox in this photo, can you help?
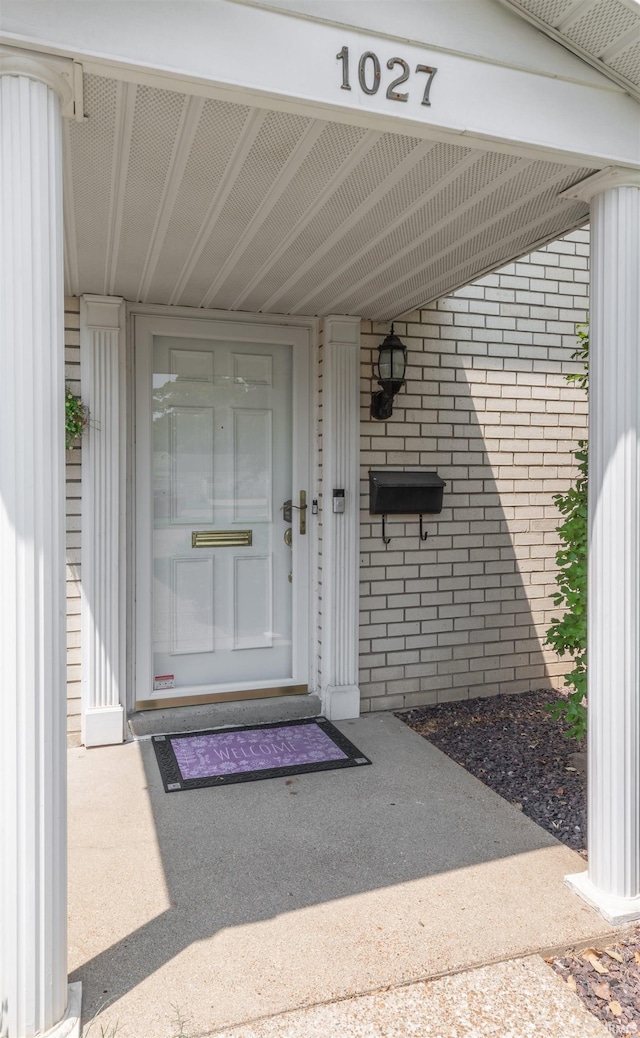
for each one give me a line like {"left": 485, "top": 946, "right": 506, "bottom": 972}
{"left": 369, "top": 470, "right": 446, "bottom": 544}
{"left": 369, "top": 471, "right": 446, "bottom": 514}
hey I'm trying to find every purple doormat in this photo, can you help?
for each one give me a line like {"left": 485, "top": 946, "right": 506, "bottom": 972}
{"left": 152, "top": 717, "right": 371, "bottom": 792}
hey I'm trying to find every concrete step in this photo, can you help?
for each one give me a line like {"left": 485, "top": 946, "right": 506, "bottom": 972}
{"left": 128, "top": 692, "right": 322, "bottom": 738}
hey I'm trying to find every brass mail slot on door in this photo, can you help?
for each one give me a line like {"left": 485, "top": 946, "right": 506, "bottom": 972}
{"left": 192, "top": 530, "right": 253, "bottom": 548}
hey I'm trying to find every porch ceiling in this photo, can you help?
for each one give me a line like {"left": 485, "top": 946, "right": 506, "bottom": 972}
{"left": 64, "top": 73, "right": 595, "bottom": 320}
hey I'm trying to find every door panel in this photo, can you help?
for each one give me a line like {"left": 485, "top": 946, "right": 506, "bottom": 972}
{"left": 234, "top": 554, "right": 272, "bottom": 649}
{"left": 170, "top": 556, "right": 215, "bottom": 655}
{"left": 135, "top": 315, "right": 310, "bottom": 704}
{"left": 233, "top": 408, "right": 272, "bottom": 522}
{"left": 151, "top": 334, "right": 292, "bottom": 690}
{"left": 169, "top": 406, "right": 215, "bottom": 523}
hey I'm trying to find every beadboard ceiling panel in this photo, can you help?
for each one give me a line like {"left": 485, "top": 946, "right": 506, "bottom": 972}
{"left": 499, "top": 0, "right": 640, "bottom": 100}
{"left": 64, "top": 73, "right": 594, "bottom": 320}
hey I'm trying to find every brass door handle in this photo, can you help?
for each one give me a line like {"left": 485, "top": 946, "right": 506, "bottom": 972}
{"left": 282, "top": 492, "right": 307, "bottom": 535}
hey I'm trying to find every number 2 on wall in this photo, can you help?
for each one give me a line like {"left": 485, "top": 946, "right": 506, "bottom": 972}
{"left": 336, "top": 47, "right": 438, "bottom": 106}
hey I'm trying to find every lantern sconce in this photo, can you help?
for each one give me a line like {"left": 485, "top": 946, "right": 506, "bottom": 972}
{"left": 371, "top": 325, "right": 407, "bottom": 420}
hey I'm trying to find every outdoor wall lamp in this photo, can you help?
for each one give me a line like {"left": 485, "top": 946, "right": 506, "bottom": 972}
{"left": 370, "top": 326, "right": 407, "bottom": 420}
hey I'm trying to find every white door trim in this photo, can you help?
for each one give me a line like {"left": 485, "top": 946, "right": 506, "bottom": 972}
{"left": 320, "top": 315, "right": 361, "bottom": 720}
{"left": 80, "top": 294, "right": 127, "bottom": 746}
{"left": 130, "top": 306, "right": 318, "bottom": 708}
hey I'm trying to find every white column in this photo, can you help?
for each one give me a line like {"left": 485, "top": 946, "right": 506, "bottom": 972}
{"left": 564, "top": 168, "right": 640, "bottom": 924}
{"left": 321, "top": 316, "right": 361, "bottom": 720}
{"left": 80, "top": 296, "right": 126, "bottom": 747}
{"left": 0, "top": 53, "right": 81, "bottom": 1037}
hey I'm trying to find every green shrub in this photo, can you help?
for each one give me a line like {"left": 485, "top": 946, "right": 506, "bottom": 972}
{"left": 545, "top": 326, "right": 588, "bottom": 740}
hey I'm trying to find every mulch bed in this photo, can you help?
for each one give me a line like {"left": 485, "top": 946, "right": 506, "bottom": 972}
{"left": 550, "top": 933, "right": 640, "bottom": 1036}
{"left": 396, "top": 688, "right": 640, "bottom": 1037}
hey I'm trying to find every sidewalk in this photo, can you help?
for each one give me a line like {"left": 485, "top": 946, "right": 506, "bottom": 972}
{"left": 68, "top": 713, "right": 618, "bottom": 1037}
{"left": 208, "top": 956, "right": 610, "bottom": 1038}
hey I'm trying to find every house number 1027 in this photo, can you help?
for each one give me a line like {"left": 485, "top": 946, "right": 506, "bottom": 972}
{"left": 336, "top": 46, "right": 438, "bottom": 106}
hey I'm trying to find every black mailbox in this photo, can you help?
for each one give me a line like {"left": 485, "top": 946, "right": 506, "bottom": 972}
{"left": 369, "top": 470, "right": 446, "bottom": 515}
{"left": 369, "top": 470, "right": 446, "bottom": 544}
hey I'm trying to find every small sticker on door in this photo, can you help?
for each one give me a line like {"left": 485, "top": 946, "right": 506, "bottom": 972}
{"left": 154, "top": 674, "right": 175, "bottom": 690}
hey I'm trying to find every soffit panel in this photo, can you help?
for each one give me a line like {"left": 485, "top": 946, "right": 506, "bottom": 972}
{"left": 66, "top": 74, "right": 119, "bottom": 294}
{"left": 147, "top": 97, "right": 254, "bottom": 305}
{"left": 500, "top": 0, "right": 640, "bottom": 99}
{"left": 65, "top": 73, "right": 593, "bottom": 319}
{"left": 112, "top": 84, "right": 189, "bottom": 301}
{"left": 172, "top": 108, "right": 312, "bottom": 307}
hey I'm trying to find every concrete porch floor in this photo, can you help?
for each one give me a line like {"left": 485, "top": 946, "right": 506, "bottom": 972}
{"left": 69, "top": 713, "right": 617, "bottom": 1038}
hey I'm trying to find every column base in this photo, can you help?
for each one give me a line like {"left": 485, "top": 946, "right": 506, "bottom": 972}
{"left": 83, "top": 705, "right": 124, "bottom": 747}
{"left": 323, "top": 684, "right": 360, "bottom": 721}
{"left": 566, "top": 871, "right": 640, "bottom": 925}
{"left": 42, "top": 982, "right": 82, "bottom": 1038}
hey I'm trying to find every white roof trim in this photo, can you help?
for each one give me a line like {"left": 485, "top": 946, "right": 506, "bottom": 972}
{"left": 497, "top": 0, "right": 640, "bottom": 101}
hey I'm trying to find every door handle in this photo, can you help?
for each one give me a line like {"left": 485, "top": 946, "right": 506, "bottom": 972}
{"left": 282, "top": 493, "right": 307, "bottom": 534}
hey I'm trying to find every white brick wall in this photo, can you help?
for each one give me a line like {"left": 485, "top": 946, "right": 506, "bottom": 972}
{"left": 358, "top": 227, "right": 590, "bottom": 713}
{"left": 65, "top": 297, "right": 82, "bottom": 744}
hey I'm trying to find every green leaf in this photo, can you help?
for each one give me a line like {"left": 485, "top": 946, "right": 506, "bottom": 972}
{"left": 65, "top": 385, "right": 89, "bottom": 450}
{"left": 545, "top": 325, "right": 588, "bottom": 739}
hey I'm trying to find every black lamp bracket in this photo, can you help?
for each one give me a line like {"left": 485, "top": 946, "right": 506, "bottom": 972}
{"left": 371, "top": 389, "right": 394, "bottom": 421}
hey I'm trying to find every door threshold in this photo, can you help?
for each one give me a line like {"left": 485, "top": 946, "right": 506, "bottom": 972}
{"left": 128, "top": 691, "right": 321, "bottom": 739}
{"left": 135, "top": 683, "right": 308, "bottom": 712}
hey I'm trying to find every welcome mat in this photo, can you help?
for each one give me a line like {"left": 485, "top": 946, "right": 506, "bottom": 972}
{"left": 152, "top": 717, "right": 371, "bottom": 792}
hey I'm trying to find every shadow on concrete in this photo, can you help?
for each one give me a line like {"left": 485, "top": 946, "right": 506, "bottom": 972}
{"left": 69, "top": 714, "right": 600, "bottom": 1036}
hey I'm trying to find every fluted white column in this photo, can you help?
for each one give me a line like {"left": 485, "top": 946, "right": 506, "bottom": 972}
{"left": 0, "top": 54, "right": 81, "bottom": 1037}
{"left": 80, "top": 296, "right": 126, "bottom": 747}
{"left": 564, "top": 169, "right": 640, "bottom": 924}
{"left": 321, "top": 316, "right": 361, "bottom": 720}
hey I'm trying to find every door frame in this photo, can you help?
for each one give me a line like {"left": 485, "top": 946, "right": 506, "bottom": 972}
{"left": 127, "top": 304, "right": 318, "bottom": 711}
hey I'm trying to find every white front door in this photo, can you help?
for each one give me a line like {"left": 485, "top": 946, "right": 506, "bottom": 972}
{"left": 134, "top": 315, "right": 311, "bottom": 704}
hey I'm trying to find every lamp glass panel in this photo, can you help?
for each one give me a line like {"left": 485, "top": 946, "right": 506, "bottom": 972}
{"left": 378, "top": 346, "right": 392, "bottom": 380}
{"left": 392, "top": 348, "right": 406, "bottom": 379}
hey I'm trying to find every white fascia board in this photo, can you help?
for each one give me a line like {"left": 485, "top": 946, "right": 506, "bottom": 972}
{"left": 1, "top": 1, "right": 638, "bottom": 168}
{"left": 247, "top": 0, "right": 615, "bottom": 85}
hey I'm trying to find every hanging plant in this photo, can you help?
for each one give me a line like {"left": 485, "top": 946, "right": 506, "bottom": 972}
{"left": 65, "top": 385, "right": 89, "bottom": 450}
